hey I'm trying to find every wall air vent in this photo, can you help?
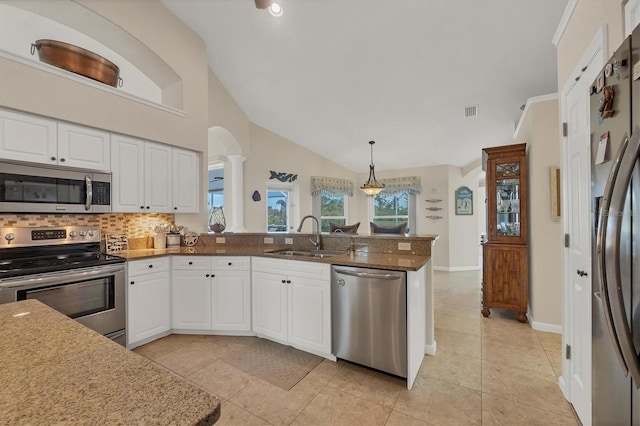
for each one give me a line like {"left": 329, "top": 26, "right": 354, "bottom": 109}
{"left": 464, "top": 104, "right": 479, "bottom": 118}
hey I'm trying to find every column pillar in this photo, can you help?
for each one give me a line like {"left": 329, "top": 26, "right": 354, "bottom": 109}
{"left": 226, "top": 155, "right": 247, "bottom": 232}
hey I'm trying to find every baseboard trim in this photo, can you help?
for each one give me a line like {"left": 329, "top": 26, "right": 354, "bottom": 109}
{"left": 558, "top": 376, "right": 570, "bottom": 400}
{"left": 425, "top": 340, "right": 437, "bottom": 356}
{"left": 433, "top": 266, "right": 481, "bottom": 272}
{"left": 526, "top": 312, "right": 562, "bottom": 333}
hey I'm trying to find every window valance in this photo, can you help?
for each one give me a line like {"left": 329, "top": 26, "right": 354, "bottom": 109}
{"left": 311, "top": 176, "right": 354, "bottom": 197}
{"left": 379, "top": 176, "right": 422, "bottom": 196}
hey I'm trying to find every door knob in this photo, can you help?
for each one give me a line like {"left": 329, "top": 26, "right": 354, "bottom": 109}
{"left": 577, "top": 269, "right": 588, "bottom": 277}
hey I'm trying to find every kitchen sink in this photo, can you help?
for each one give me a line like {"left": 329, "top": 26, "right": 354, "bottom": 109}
{"left": 264, "top": 248, "right": 343, "bottom": 258}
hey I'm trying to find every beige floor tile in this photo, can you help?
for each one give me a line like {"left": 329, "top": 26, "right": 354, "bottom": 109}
{"left": 187, "top": 358, "right": 256, "bottom": 400}
{"left": 132, "top": 333, "right": 201, "bottom": 359}
{"left": 482, "top": 361, "right": 575, "bottom": 417}
{"left": 435, "top": 301, "right": 482, "bottom": 319}
{"left": 327, "top": 362, "right": 404, "bottom": 408}
{"left": 153, "top": 342, "right": 220, "bottom": 377}
{"left": 435, "top": 311, "right": 481, "bottom": 336}
{"left": 395, "top": 376, "right": 481, "bottom": 425}
{"left": 229, "top": 376, "right": 324, "bottom": 426}
{"left": 305, "top": 359, "right": 345, "bottom": 385}
{"left": 482, "top": 393, "right": 579, "bottom": 426}
{"left": 420, "top": 351, "right": 482, "bottom": 391}
{"left": 546, "top": 348, "right": 563, "bottom": 378}
{"left": 482, "top": 327, "right": 542, "bottom": 350}
{"left": 216, "top": 401, "right": 271, "bottom": 426}
{"left": 535, "top": 330, "right": 563, "bottom": 352}
{"left": 292, "top": 386, "right": 390, "bottom": 426}
{"left": 482, "top": 338, "right": 556, "bottom": 376}
{"left": 434, "top": 328, "right": 481, "bottom": 359}
{"left": 385, "top": 410, "right": 430, "bottom": 426}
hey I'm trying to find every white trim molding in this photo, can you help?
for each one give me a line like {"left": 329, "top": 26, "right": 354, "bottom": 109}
{"left": 513, "top": 93, "right": 559, "bottom": 140}
{"left": 552, "top": 0, "right": 578, "bottom": 47}
{"left": 526, "top": 311, "right": 563, "bottom": 334}
{"left": 425, "top": 340, "right": 437, "bottom": 356}
{"left": 433, "top": 266, "right": 481, "bottom": 272}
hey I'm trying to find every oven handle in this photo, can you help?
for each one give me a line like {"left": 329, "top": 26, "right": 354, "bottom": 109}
{"left": 85, "top": 175, "right": 93, "bottom": 211}
{"left": 0, "top": 264, "right": 125, "bottom": 290}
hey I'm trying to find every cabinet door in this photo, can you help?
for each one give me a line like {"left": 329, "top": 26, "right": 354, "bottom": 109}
{"left": 172, "top": 148, "right": 199, "bottom": 213}
{"left": 213, "top": 270, "right": 251, "bottom": 331}
{"left": 57, "top": 123, "right": 110, "bottom": 171}
{"left": 252, "top": 271, "right": 288, "bottom": 342}
{"left": 288, "top": 275, "right": 331, "bottom": 354}
{"left": 144, "top": 142, "right": 173, "bottom": 212}
{"left": 0, "top": 108, "right": 57, "bottom": 165}
{"left": 172, "top": 269, "right": 212, "bottom": 330}
{"left": 127, "top": 271, "right": 170, "bottom": 345}
{"left": 483, "top": 244, "right": 528, "bottom": 312}
{"left": 111, "top": 134, "right": 145, "bottom": 212}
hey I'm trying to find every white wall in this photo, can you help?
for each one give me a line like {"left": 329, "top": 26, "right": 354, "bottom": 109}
{"left": 515, "top": 96, "right": 562, "bottom": 328}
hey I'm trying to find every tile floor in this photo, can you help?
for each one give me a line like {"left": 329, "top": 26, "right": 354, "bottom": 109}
{"left": 134, "top": 270, "right": 580, "bottom": 425}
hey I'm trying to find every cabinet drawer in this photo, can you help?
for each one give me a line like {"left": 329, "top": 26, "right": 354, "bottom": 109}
{"left": 252, "top": 257, "right": 330, "bottom": 280}
{"left": 172, "top": 256, "right": 211, "bottom": 270}
{"left": 128, "top": 256, "right": 170, "bottom": 276}
{"left": 212, "top": 256, "right": 250, "bottom": 271}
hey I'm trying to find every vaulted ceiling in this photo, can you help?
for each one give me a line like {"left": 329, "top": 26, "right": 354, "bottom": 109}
{"left": 162, "top": 0, "right": 568, "bottom": 173}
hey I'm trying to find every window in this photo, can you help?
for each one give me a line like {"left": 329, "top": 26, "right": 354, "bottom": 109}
{"left": 208, "top": 166, "right": 224, "bottom": 210}
{"left": 266, "top": 182, "right": 298, "bottom": 232}
{"left": 311, "top": 176, "right": 354, "bottom": 233}
{"left": 372, "top": 192, "right": 409, "bottom": 226}
{"left": 319, "top": 193, "right": 347, "bottom": 232}
{"left": 368, "top": 176, "right": 421, "bottom": 233}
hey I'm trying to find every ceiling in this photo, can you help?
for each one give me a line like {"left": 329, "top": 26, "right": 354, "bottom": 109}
{"left": 161, "top": 0, "right": 568, "bottom": 173}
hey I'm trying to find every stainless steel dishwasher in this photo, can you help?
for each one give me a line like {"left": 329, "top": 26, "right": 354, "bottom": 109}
{"left": 331, "top": 265, "right": 407, "bottom": 377}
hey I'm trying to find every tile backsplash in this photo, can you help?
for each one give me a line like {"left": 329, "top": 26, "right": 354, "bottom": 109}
{"left": 0, "top": 213, "right": 176, "bottom": 238}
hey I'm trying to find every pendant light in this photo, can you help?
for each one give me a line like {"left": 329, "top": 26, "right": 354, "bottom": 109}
{"left": 360, "top": 141, "right": 385, "bottom": 196}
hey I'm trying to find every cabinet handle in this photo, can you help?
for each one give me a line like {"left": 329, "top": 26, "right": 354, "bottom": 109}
{"left": 148, "top": 264, "right": 153, "bottom": 268}
{"left": 146, "top": 206, "right": 150, "bottom": 209}
{"left": 188, "top": 261, "right": 193, "bottom": 265}
{"left": 206, "top": 274, "right": 210, "bottom": 277}
{"left": 130, "top": 281, "right": 135, "bottom": 285}
{"left": 212, "top": 274, "right": 215, "bottom": 278}
{"left": 286, "top": 280, "right": 291, "bottom": 284}
{"left": 50, "top": 156, "right": 56, "bottom": 161}
{"left": 140, "top": 206, "right": 145, "bottom": 209}
{"left": 228, "top": 262, "right": 232, "bottom": 266}
{"left": 60, "top": 158, "right": 65, "bottom": 162}
{"left": 174, "top": 207, "right": 178, "bottom": 210}
{"left": 281, "top": 279, "right": 286, "bottom": 284}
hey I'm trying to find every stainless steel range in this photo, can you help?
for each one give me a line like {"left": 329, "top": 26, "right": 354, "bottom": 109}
{"left": 0, "top": 226, "right": 126, "bottom": 346}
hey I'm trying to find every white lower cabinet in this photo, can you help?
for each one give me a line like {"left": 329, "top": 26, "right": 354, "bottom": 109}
{"left": 252, "top": 257, "right": 331, "bottom": 356}
{"left": 127, "top": 257, "right": 171, "bottom": 348}
{"left": 171, "top": 256, "right": 251, "bottom": 332}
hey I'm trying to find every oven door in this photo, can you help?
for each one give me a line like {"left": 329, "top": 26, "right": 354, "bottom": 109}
{"left": 0, "top": 264, "right": 125, "bottom": 340}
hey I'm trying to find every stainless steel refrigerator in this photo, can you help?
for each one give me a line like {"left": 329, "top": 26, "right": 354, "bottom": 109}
{"left": 591, "top": 33, "right": 640, "bottom": 425}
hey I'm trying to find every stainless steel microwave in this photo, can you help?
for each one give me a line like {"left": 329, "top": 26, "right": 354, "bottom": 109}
{"left": 0, "top": 161, "right": 111, "bottom": 213}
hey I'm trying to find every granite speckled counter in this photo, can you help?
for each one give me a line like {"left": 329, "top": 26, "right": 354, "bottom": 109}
{"left": 0, "top": 300, "right": 220, "bottom": 425}
{"left": 116, "top": 246, "right": 430, "bottom": 272}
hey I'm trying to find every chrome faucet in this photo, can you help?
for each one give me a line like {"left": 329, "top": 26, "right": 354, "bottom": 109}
{"left": 296, "top": 215, "right": 320, "bottom": 250}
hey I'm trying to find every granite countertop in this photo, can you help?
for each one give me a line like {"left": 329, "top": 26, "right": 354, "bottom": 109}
{"left": 0, "top": 300, "right": 220, "bottom": 425}
{"left": 116, "top": 246, "right": 430, "bottom": 271}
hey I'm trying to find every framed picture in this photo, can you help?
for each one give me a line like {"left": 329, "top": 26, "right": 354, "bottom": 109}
{"left": 455, "top": 186, "right": 473, "bottom": 215}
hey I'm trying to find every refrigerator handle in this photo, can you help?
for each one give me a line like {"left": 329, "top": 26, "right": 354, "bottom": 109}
{"left": 600, "top": 128, "right": 640, "bottom": 388}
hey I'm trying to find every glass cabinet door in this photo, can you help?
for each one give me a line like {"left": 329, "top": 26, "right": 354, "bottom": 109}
{"left": 495, "top": 161, "right": 521, "bottom": 238}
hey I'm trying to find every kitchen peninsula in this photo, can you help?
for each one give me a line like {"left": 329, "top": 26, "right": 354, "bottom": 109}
{"left": 0, "top": 300, "right": 220, "bottom": 425}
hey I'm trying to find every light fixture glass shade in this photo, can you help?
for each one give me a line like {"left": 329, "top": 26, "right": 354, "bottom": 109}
{"left": 360, "top": 141, "right": 385, "bottom": 196}
{"left": 268, "top": 2, "right": 283, "bottom": 16}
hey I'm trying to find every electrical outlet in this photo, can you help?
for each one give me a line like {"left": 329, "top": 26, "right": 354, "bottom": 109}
{"left": 398, "top": 242, "right": 411, "bottom": 251}
{"left": 216, "top": 237, "right": 226, "bottom": 244}
{"left": 285, "top": 238, "right": 294, "bottom": 245}
{"left": 263, "top": 237, "right": 274, "bottom": 244}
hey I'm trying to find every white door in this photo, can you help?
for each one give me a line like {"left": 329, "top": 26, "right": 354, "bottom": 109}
{"left": 144, "top": 142, "right": 173, "bottom": 212}
{"left": 212, "top": 270, "right": 251, "bottom": 331}
{"left": 288, "top": 275, "right": 331, "bottom": 354}
{"left": 172, "top": 148, "right": 199, "bottom": 213}
{"left": 563, "top": 33, "right": 605, "bottom": 423}
{"left": 252, "top": 271, "right": 288, "bottom": 342}
{"left": 0, "top": 108, "right": 57, "bottom": 165}
{"left": 172, "top": 270, "right": 212, "bottom": 330}
{"left": 57, "top": 123, "right": 110, "bottom": 171}
{"left": 111, "top": 135, "right": 145, "bottom": 212}
{"left": 128, "top": 272, "right": 171, "bottom": 345}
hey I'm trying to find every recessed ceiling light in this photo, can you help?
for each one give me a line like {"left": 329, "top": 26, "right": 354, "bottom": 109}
{"left": 268, "top": 2, "right": 283, "bottom": 17}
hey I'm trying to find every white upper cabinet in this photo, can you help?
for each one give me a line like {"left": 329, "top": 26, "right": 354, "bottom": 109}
{"left": 57, "top": 123, "right": 110, "bottom": 171}
{"left": 172, "top": 147, "right": 199, "bottom": 213}
{"left": 0, "top": 108, "right": 57, "bottom": 165}
{"left": 111, "top": 134, "right": 145, "bottom": 212}
{"left": 0, "top": 108, "right": 109, "bottom": 171}
{"left": 144, "top": 142, "right": 173, "bottom": 213}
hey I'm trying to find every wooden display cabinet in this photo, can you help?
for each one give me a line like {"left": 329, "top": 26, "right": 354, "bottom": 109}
{"left": 481, "top": 143, "right": 528, "bottom": 322}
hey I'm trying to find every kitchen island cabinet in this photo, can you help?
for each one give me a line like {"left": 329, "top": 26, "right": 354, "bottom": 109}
{"left": 252, "top": 257, "right": 332, "bottom": 358}
{"left": 0, "top": 299, "right": 220, "bottom": 425}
